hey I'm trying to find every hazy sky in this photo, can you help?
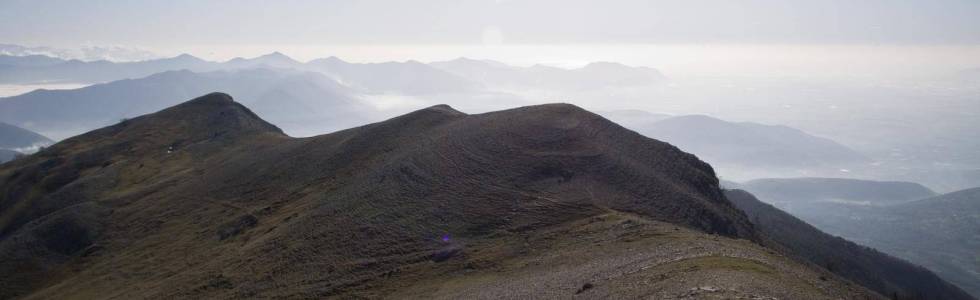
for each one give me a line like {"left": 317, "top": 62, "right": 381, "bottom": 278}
{"left": 2, "top": 0, "right": 979, "bottom": 47}
{"left": 2, "top": 0, "right": 979, "bottom": 77}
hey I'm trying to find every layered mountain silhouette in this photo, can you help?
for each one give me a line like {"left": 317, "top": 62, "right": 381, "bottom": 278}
{"left": 741, "top": 177, "right": 937, "bottom": 207}
{"left": 0, "top": 69, "right": 373, "bottom": 139}
{"left": 598, "top": 109, "right": 673, "bottom": 128}
{"left": 0, "top": 53, "right": 485, "bottom": 95}
{"left": 0, "top": 93, "right": 926, "bottom": 299}
{"left": 431, "top": 57, "right": 667, "bottom": 90}
{"left": 0, "top": 54, "right": 66, "bottom": 67}
{"left": 0, "top": 43, "right": 160, "bottom": 62}
{"left": 0, "top": 53, "right": 667, "bottom": 94}
{"left": 307, "top": 57, "right": 483, "bottom": 95}
{"left": 739, "top": 178, "right": 980, "bottom": 297}
{"left": 726, "top": 189, "right": 974, "bottom": 300}
{"left": 0, "top": 54, "right": 219, "bottom": 84}
{"left": 622, "top": 114, "right": 870, "bottom": 179}
{"left": 872, "top": 188, "right": 980, "bottom": 297}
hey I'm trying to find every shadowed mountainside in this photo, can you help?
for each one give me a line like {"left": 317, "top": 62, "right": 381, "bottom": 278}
{"left": 0, "top": 93, "right": 898, "bottom": 299}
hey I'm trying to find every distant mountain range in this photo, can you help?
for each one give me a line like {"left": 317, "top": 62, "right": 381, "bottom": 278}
{"left": 430, "top": 57, "right": 667, "bottom": 90}
{"left": 742, "top": 177, "right": 936, "bottom": 206}
{"left": 726, "top": 189, "right": 972, "bottom": 300}
{"left": 609, "top": 114, "right": 870, "bottom": 180}
{"left": 0, "top": 53, "right": 665, "bottom": 95}
{"left": 0, "top": 43, "right": 160, "bottom": 62}
{"left": 0, "top": 52, "right": 675, "bottom": 140}
{"left": 0, "top": 68, "right": 373, "bottom": 139}
{"left": 738, "top": 177, "right": 980, "bottom": 298}
{"left": 597, "top": 109, "right": 673, "bottom": 127}
{"left": 828, "top": 187, "right": 980, "bottom": 298}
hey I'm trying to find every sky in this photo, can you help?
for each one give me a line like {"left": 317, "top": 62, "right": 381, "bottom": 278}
{"left": 2, "top": 0, "right": 980, "bottom": 76}
{"left": 2, "top": 0, "right": 979, "bottom": 46}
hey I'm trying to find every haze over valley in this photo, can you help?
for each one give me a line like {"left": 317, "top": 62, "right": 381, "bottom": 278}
{"left": 1, "top": 1, "right": 978, "bottom": 299}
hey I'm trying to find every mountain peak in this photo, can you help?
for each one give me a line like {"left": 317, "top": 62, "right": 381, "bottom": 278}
{"left": 180, "top": 91, "right": 233, "bottom": 105}
{"left": 423, "top": 104, "right": 465, "bottom": 115}
{"left": 314, "top": 56, "right": 345, "bottom": 63}
{"left": 172, "top": 53, "right": 201, "bottom": 60}
{"left": 257, "top": 51, "right": 296, "bottom": 61}
{"left": 582, "top": 61, "right": 628, "bottom": 68}
{"left": 94, "top": 92, "right": 284, "bottom": 144}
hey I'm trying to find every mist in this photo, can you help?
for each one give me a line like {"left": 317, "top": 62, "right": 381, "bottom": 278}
{"left": 1, "top": 0, "right": 979, "bottom": 298}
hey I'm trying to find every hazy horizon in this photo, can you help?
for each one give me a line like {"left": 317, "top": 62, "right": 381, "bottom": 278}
{"left": 2, "top": 1, "right": 980, "bottom": 298}
{"left": 4, "top": 0, "right": 980, "bottom": 78}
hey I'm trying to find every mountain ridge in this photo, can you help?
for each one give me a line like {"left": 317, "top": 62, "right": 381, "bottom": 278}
{"left": 0, "top": 93, "right": 903, "bottom": 299}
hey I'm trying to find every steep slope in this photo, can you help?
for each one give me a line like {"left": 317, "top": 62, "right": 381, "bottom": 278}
{"left": 0, "top": 93, "right": 888, "bottom": 299}
{"left": 726, "top": 189, "right": 974, "bottom": 300}
{"left": 0, "top": 68, "right": 374, "bottom": 139}
{"left": 0, "top": 122, "right": 53, "bottom": 151}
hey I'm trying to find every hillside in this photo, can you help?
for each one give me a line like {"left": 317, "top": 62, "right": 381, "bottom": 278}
{"left": 726, "top": 189, "right": 974, "bottom": 300}
{"left": 0, "top": 93, "right": 890, "bottom": 299}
